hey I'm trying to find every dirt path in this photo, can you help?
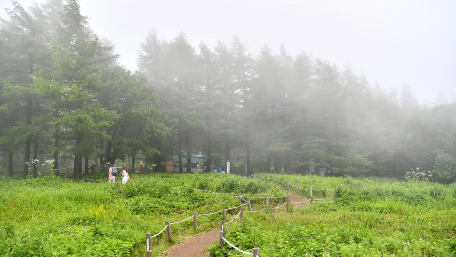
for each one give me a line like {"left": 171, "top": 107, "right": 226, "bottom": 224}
{"left": 163, "top": 229, "right": 220, "bottom": 257}
{"left": 162, "top": 194, "right": 309, "bottom": 256}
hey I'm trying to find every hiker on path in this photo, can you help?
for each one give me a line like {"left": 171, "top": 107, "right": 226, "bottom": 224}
{"left": 122, "top": 167, "right": 129, "bottom": 184}
{"left": 109, "top": 164, "right": 115, "bottom": 183}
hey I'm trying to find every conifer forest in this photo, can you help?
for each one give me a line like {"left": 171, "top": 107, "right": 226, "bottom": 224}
{"left": 1, "top": 0, "right": 456, "bottom": 184}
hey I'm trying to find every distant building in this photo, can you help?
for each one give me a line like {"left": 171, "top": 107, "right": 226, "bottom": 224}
{"left": 310, "top": 159, "right": 330, "bottom": 177}
{"left": 171, "top": 152, "right": 207, "bottom": 172}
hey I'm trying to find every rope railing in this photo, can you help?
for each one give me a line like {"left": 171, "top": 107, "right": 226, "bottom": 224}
{"left": 290, "top": 199, "right": 311, "bottom": 204}
{"left": 225, "top": 202, "right": 249, "bottom": 211}
{"left": 197, "top": 209, "right": 225, "bottom": 216}
{"left": 242, "top": 194, "right": 287, "bottom": 199}
{"left": 145, "top": 176, "right": 336, "bottom": 257}
{"left": 241, "top": 197, "right": 250, "bottom": 203}
{"left": 225, "top": 209, "right": 242, "bottom": 225}
{"left": 272, "top": 201, "right": 288, "bottom": 210}
{"left": 150, "top": 224, "right": 168, "bottom": 239}
{"left": 313, "top": 196, "right": 335, "bottom": 201}
{"left": 221, "top": 237, "right": 255, "bottom": 256}
{"left": 245, "top": 206, "right": 268, "bottom": 213}
{"left": 170, "top": 215, "right": 194, "bottom": 224}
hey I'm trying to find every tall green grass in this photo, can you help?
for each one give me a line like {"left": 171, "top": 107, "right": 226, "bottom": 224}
{"left": 0, "top": 173, "right": 282, "bottom": 256}
{"left": 208, "top": 175, "right": 456, "bottom": 256}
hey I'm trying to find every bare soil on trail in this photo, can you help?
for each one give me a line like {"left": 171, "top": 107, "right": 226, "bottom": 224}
{"left": 162, "top": 194, "right": 307, "bottom": 256}
{"left": 163, "top": 229, "right": 220, "bottom": 257}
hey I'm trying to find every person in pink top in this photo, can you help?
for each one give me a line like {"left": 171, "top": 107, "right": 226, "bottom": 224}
{"left": 109, "top": 164, "right": 115, "bottom": 183}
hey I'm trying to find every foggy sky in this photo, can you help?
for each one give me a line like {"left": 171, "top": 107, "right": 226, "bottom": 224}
{"left": 1, "top": 0, "right": 455, "bottom": 104}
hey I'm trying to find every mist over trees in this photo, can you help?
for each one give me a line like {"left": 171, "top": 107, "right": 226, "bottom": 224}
{"left": 1, "top": 0, "right": 456, "bottom": 183}
{"left": 0, "top": 0, "right": 166, "bottom": 180}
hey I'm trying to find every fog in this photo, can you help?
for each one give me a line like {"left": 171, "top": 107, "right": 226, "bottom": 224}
{"left": 1, "top": 0, "right": 456, "bottom": 103}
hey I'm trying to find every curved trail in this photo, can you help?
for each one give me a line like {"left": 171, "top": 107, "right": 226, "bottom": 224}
{"left": 163, "top": 229, "right": 220, "bottom": 257}
{"left": 162, "top": 194, "right": 307, "bottom": 256}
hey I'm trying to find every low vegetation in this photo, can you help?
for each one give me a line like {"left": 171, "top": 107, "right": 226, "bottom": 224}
{"left": 1, "top": 173, "right": 455, "bottom": 256}
{"left": 208, "top": 174, "right": 456, "bottom": 256}
{"left": 0, "top": 173, "right": 281, "bottom": 256}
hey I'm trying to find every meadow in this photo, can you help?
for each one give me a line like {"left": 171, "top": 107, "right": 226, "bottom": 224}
{"left": 207, "top": 174, "right": 456, "bottom": 256}
{"left": 1, "top": 172, "right": 455, "bottom": 256}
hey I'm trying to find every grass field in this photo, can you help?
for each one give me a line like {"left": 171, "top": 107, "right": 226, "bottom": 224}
{"left": 1, "top": 172, "right": 455, "bottom": 256}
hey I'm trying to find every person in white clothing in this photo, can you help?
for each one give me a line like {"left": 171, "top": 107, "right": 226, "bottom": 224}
{"left": 121, "top": 167, "right": 129, "bottom": 184}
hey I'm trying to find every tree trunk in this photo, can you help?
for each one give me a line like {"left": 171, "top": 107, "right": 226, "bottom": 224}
{"left": 73, "top": 134, "right": 82, "bottom": 180}
{"left": 206, "top": 121, "right": 212, "bottom": 174}
{"left": 105, "top": 140, "right": 112, "bottom": 166}
{"left": 225, "top": 142, "right": 230, "bottom": 166}
{"left": 33, "top": 138, "right": 38, "bottom": 178}
{"left": 99, "top": 139, "right": 104, "bottom": 170}
{"left": 274, "top": 158, "right": 280, "bottom": 174}
{"left": 73, "top": 154, "right": 81, "bottom": 180}
{"left": 178, "top": 122, "right": 183, "bottom": 173}
{"left": 131, "top": 151, "right": 136, "bottom": 173}
{"left": 53, "top": 124, "right": 60, "bottom": 176}
{"left": 156, "top": 154, "right": 162, "bottom": 173}
{"left": 246, "top": 134, "right": 251, "bottom": 176}
{"left": 186, "top": 132, "right": 191, "bottom": 173}
{"left": 84, "top": 157, "right": 89, "bottom": 175}
{"left": 23, "top": 98, "right": 33, "bottom": 178}
{"left": 8, "top": 149, "right": 14, "bottom": 176}
{"left": 8, "top": 117, "right": 15, "bottom": 176}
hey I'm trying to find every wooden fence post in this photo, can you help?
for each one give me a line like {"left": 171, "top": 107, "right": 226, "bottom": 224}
{"left": 193, "top": 212, "right": 197, "bottom": 231}
{"left": 248, "top": 200, "right": 252, "bottom": 212}
{"left": 238, "top": 194, "right": 242, "bottom": 204}
{"left": 266, "top": 195, "right": 270, "bottom": 208}
{"left": 310, "top": 187, "right": 313, "bottom": 199}
{"left": 204, "top": 188, "right": 207, "bottom": 192}
{"left": 145, "top": 233, "right": 152, "bottom": 257}
{"left": 286, "top": 198, "right": 289, "bottom": 212}
{"left": 223, "top": 207, "right": 227, "bottom": 221}
{"left": 221, "top": 220, "right": 224, "bottom": 230}
{"left": 165, "top": 221, "right": 172, "bottom": 241}
{"left": 219, "top": 231, "right": 224, "bottom": 246}
{"left": 252, "top": 247, "right": 260, "bottom": 257}
{"left": 287, "top": 181, "right": 290, "bottom": 192}
{"left": 296, "top": 184, "right": 299, "bottom": 194}
{"left": 240, "top": 207, "right": 243, "bottom": 222}
{"left": 146, "top": 233, "right": 151, "bottom": 250}
{"left": 324, "top": 187, "right": 327, "bottom": 198}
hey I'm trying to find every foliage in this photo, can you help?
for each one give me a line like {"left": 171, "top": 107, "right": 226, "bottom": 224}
{"left": 208, "top": 175, "right": 456, "bottom": 256}
{"left": 432, "top": 150, "right": 456, "bottom": 183}
{"left": 0, "top": 173, "right": 282, "bottom": 256}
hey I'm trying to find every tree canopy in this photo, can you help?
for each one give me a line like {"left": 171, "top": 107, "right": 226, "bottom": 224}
{"left": 1, "top": 0, "right": 456, "bottom": 183}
